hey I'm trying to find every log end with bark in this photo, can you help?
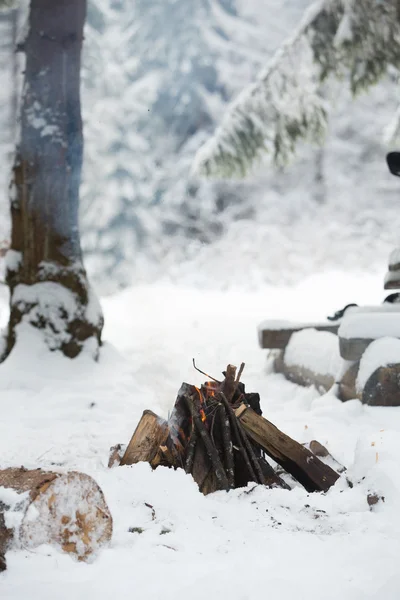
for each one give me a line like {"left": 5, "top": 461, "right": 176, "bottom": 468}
{"left": 0, "top": 468, "right": 113, "bottom": 569}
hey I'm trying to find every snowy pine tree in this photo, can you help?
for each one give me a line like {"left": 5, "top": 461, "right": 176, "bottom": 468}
{"left": 80, "top": 0, "right": 272, "bottom": 289}
{"left": 194, "top": 0, "right": 400, "bottom": 177}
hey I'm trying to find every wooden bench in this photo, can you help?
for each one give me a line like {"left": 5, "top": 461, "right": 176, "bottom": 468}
{"left": 258, "top": 320, "right": 339, "bottom": 350}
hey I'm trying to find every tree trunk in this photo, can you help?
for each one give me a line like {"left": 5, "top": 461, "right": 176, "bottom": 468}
{"left": 4, "top": 0, "right": 103, "bottom": 360}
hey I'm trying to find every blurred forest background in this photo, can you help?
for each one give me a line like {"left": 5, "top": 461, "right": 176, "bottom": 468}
{"left": 0, "top": 0, "right": 399, "bottom": 295}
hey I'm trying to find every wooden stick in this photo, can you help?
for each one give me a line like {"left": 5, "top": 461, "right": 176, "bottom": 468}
{"left": 184, "top": 425, "right": 198, "bottom": 474}
{"left": 217, "top": 392, "right": 258, "bottom": 484}
{"left": 192, "top": 359, "right": 220, "bottom": 383}
{"left": 220, "top": 364, "right": 237, "bottom": 403}
{"left": 236, "top": 420, "right": 267, "bottom": 485}
{"left": 235, "top": 362, "right": 245, "bottom": 386}
{"left": 186, "top": 394, "right": 230, "bottom": 491}
{"left": 218, "top": 404, "right": 235, "bottom": 488}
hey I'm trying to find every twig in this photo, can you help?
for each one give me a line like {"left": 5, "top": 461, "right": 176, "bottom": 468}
{"left": 192, "top": 359, "right": 220, "bottom": 383}
{"left": 235, "top": 362, "right": 245, "bottom": 385}
{"left": 219, "top": 404, "right": 235, "bottom": 488}
{"left": 145, "top": 502, "right": 156, "bottom": 521}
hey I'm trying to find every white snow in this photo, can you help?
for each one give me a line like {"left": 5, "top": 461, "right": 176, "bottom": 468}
{"left": 284, "top": 328, "right": 341, "bottom": 377}
{"left": 339, "top": 312, "right": 400, "bottom": 340}
{"left": 258, "top": 318, "right": 333, "bottom": 332}
{"left": 5, "top": 250, "right": 22, "bottom": 273}
{"left": 357, "top": 337, "right": 400, "bottom": 391}
{"left": 0, "top": 272, "right": 400, "bottom": 599}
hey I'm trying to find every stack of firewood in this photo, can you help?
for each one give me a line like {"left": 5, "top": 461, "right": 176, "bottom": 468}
{"left": 111, "top": 363, "right": 342, "bottom": 495}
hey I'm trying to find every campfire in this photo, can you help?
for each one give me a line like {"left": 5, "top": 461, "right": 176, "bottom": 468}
{"left": 110, "top": 363, "right": 342, "bottom": 495}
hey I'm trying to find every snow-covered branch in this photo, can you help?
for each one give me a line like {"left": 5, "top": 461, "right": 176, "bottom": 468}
{"left": 194, "top": 0, "right": 400, "bottom": 178}
{"left": 0, "top": 0, "right": 17, "bottom": 9}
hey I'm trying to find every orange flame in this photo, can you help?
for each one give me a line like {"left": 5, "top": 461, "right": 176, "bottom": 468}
{"left": 195, "top": 386, "right": 203, "bottom": 403}
{"left": 204, "top": 381, "right": 216, "bottom": 398}
{"left": 195, "top": 387, "right": 207, "bottom": 422}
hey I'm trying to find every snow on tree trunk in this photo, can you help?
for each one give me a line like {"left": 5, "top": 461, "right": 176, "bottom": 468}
{"left": 4, "top": 0, "right": 103, "bottom": 360}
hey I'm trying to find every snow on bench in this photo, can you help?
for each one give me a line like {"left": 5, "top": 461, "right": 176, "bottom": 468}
{"left": 339, "top": 313, "right": 400, "bottom": 360}
{"left": 259, "top": 305, "right": 400, "bottom": 350}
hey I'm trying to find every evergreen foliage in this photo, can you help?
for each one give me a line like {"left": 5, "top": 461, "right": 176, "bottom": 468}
{"left": 194, "top": 0, "right": 400, "bottom": 178}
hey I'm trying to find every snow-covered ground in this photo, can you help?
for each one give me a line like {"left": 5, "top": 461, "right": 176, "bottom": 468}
{"left": 1, "top": 271, "right": 400, "bottom": 599}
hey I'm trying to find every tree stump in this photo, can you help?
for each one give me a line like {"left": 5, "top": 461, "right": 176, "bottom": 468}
{"left": 0, "top": 468, "right": 113, "bottom": 569}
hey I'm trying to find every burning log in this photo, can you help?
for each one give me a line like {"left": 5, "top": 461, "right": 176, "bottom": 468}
{"left": 114, "top": 363, "right": 343, "bottom": 497}
{"left": 0, "top": 468, "right": 113, "bottom": 570}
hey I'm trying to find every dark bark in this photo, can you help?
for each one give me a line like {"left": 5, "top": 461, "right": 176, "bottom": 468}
{"left": 4, "top": 0, "right": 103, "bottom": 360}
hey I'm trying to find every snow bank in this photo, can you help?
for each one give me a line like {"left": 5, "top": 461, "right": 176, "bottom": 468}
{"left": 339, "top": 313, "right": 400, "bottom": 340}
{"left": 0, "top": 276, "right": 399, "bottom": 599}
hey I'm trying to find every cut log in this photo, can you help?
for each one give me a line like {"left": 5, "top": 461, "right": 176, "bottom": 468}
{"left": 120, "top": 410, "right": 170, "bottom": 467}
{"left": 362, "top": 364, "right": 400, "bottom": 406}
{"left": 0, "top": 468, "right": 112, "bottom": 566}
{"left": 274, "top": 329, "right": 340, "bottom": 395}
{"left": 282, "top": 363, "right": 335, "bottom": 394}
{"left": 337, "top": 361, "right": 361, "bottom": 402}
{"left": 234, "top": 405, "right": 340, "bottom": 493}
{"left": 258, "top": 321, "right": 339, "bottom": 350}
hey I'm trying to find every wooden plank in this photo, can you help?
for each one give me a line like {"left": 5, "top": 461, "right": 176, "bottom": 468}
{"left": 234, "top": 405, "right": 340, "bottom": 493}
{"left": 259, "top": 323, "right": 339, "bottom": 350}
{"left": 339, "top": 337, "right": 374, "bottom": 361}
